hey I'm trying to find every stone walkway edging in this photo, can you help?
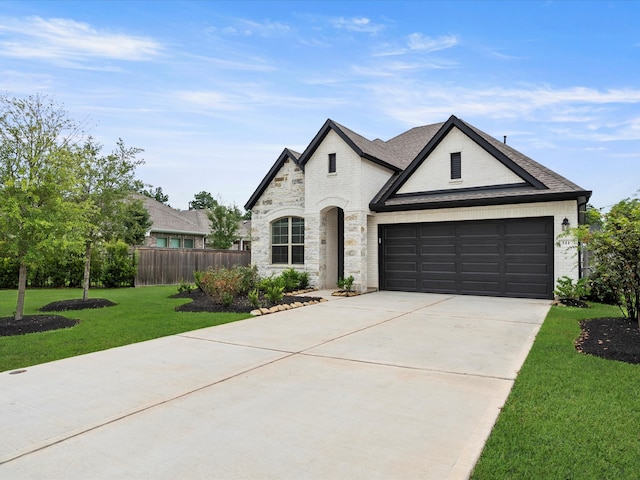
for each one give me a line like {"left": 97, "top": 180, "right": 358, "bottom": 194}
{"left": 250, "top": 298, "right": 328, "bottom": 316}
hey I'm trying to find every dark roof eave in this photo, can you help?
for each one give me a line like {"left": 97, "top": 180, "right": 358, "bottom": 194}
{"left": 370, "top": 190, "right": 592, "bottom": 212}
{"left": 244, "top": 148, "right": 300, "bottom": 211}
{"left": 362, "top": 153, "right": 402, "bottom": 173}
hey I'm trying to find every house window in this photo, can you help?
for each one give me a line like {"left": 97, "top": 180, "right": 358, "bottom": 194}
{"left": 170, "top": 238, "right": 181, "bottom": 248}
{"left": 184, "top": 238, "right": 194, "bottom": 249}
{"left": 156, "top": 237, "right": 168, "bottom": 247}
{"left": 271, "top": 217, "right": 304, "bottom": 264}
{"left": 450, "top": 152, "right": 462, "bottom": 179}
{"left": 328, "top": 153, "right": 336, "bottom": 173}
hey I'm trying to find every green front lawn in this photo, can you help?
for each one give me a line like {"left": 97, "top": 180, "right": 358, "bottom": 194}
{"left": 472, "top": 303, "right": 640, "bottom": 479}
{"left": 0, "top": 286, "right": 250, "bottom": 372}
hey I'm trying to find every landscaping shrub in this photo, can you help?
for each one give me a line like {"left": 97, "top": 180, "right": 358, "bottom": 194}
{"left": 298, "top": 271, "right": 309, "bottom": 289}
{"left": 193, "top": 270, "right": 205, "bottom": 291}
{"left": 0, "top": 257, "right": 19, "bottom": 289}
{"left": 0, "top": 245, "right": 126, "bottom": 289}
{"left": 265, "top": 284, "right": 284, "bottom": 304}
{"left": 259, "top": 275, "right": 285, "bottom": 292}
{"left": 281, "top": 268, "right": 302, "bottom": 292}
{"left": 248, "top": 288, "right": 260, "bottom": 308}
{"left": 101, "top": 241, "right": 137, "bottom": 287}
{"left": 195, "top": 266, "right": 243, "bottom": 305}
{"left": 585, "top": 267, "right": 619, "bottom": 305}
{"left": 337, "top": 275, "right": 355, "bottom": 292}
{"left": 177, "top": 278, "right": 194, "bottom": 294}
{"left": 554, "top": 275, "right": 589, "bottom": 299}
{"left": 236, "top": 264, "right": 259, "bottom": 294}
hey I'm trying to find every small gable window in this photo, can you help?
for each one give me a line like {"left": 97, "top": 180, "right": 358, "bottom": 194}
{"left": 328, "top": 153, "right": 337, "bottom": 173}
{"left": 450, "top": 152, "right": 462, "bottom": 180}
{"left": 271, "top": 217, "right": 305, "bottom": 265}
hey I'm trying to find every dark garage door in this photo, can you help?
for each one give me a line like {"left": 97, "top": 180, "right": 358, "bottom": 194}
{"left": 379, "top": 217, "right": 554, "bottom": 299}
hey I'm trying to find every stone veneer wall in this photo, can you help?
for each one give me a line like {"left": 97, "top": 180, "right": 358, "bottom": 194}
{"left": 249, "top": 157, "right": 305, "bottom": 279}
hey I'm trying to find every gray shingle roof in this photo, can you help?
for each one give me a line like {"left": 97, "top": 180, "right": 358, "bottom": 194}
{"left": 246, "top": 116, "right": 591, "bottom": 213}
{"left": 137, "top": 194, "right": 209, "bottom": 235}
{"left": 371, "top": 115, "right": 591, "bottom": 211}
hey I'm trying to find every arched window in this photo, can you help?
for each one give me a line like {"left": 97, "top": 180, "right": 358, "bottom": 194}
{"left": 271, "top": 217, "right": 304, "bottom": 264}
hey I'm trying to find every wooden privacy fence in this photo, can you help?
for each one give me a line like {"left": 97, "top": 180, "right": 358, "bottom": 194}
{"left": 134, "top": 248, "right": 251, "bottom": 286}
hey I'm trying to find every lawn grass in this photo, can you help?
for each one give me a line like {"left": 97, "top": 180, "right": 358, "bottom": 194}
{"left": 472, "top": 303, "right": 640, "bottom": 479}
{"left": 0, "top": 286, "right": 250, "bottom": 373}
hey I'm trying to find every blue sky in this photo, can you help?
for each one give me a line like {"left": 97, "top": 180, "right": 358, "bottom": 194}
{"left": 1, "top": 1, "right": 639, "bottom": 211}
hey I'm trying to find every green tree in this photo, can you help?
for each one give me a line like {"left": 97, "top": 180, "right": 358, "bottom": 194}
{"left": 576, "top": 195, "right": 640, "bottom": 327}
{"left": 207, "top": 201, "right": 242, "bottom": 249}
{"left": 140, "top": 185, "right": 169, "bottom": 205}
{"left": 75, "top": 137, "right": 144, "bottom": 300}
{"left": 121, "top": 198, "right": 152, "bottom": 246}
{"left": 0, "top": 94, "right": 87, "bottom": 320}
{"left": 189, "top": 191, "right": 217, "bottom": 210}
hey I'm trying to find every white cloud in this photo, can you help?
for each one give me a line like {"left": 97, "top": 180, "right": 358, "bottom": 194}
{"left": 0, "top": 16, "right": 163, "bottom": 65}
{"left": 173, "top": 88, "right": 347, "bottom": 115}
{"left": 406, "top": 33, "right": 458, "bottom": 52}
{"left": 215, "top": 18, "right": 292, "bottom": 37}
{"left": 351, "top": 81, "right": 640, "bottom": 145}
{"left": 331, "top": 17, "right": 385, "bottom": 34}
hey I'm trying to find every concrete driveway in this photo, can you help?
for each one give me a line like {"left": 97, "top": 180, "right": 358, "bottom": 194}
{"left": 0, "top": 291, "right": 550, "bottom": 479}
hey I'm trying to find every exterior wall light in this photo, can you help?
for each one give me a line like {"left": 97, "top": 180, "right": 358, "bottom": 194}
{"left": 561, "top": 217, "right": 570, "bottom": 231}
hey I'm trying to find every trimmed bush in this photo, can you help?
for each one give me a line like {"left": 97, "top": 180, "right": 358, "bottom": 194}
{"left": 195, "top": 266, "right": 243, "bottom": 305}
{"left": 101, "top": 241, "right": 137, "bottom": 287}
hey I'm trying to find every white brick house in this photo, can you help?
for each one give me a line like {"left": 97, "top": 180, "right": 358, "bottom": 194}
{"left": 245, "top": 116, "right": 591, "bottom": 299}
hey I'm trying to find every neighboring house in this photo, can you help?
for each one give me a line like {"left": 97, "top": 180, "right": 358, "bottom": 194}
{"left": 245, "top": 115, "right": 591, "bottom": 299}
{"left": 139, "top": 195, "right": 251, "bottom": 250}
{"left": 231, "top": 220, "right": 252, "bottom": 251}
{"left": 139, "top": 195, "right": 209, "bottom": 249}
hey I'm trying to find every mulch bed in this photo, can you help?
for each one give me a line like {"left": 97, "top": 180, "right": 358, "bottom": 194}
{"left": 558, "top": 298, "right": 590, "bottom": 308}
{"left": 39, "top": 298, "right": 116, "bottom": 312}
{"left": 575, "top": 316, "right": 640, "bottom": 365}
{"left": 172, "top": 289, "right": 321, "bottom": 313}
{"left": 0, "top": 315, "right": 79, "bottom": 336}
{"left": 0, "top": 298, "right": 115, "bottom": 337}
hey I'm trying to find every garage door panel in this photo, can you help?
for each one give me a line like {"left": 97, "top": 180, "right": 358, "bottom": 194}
{"left": 461, "top": 262, "right": 500, "bottom": 273}
{"left": 420, "top": 245, "right": 456, "bottom": 255}
{"left": 506, "top": 263, "right": 549, "bottom": 274}
{"left": 422, "top": 261, "right": 456, "bottom": 273}
{"left": 505, "top": 282, "right": 549, "bottom": 297}
{"left": 385, "top": 245, "right": 417, "bottom": 255}
{"left": 420, "top": 224, "right": 455, "bottom": 237}
{"left": 461, "top": 281, "right": 501, "bottom": 296}
{"left": 385, "top": 261, "right": 418, "bottom": 273}
{"left": 386, "top": 277, "right": 418, "bottom": 290}
{"left": 380, "top": 217, "right": 553, "bottom": 299}
{"left": 461, "top": 243, "right": 500, "bottom": 255}
{"left": 420, "top": 279, "right": 457, "bottom": 292}
{"left": 459, "top": 223, "right": 500, "bottom": 236}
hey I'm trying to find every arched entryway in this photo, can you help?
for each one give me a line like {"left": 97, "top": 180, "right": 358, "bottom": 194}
{"left": 323, "top": 206, "right": 344, "bottom": 289}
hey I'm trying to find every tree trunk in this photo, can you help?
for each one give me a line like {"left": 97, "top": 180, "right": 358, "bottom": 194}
{"left": 15, "top": 263, "right": 28, "bottom": 321}
{"left": 82, "top": 241, "right": 92, "bottom": 301}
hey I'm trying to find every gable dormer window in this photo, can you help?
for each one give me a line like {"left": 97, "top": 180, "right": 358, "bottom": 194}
{"left": 450, "top": 152, "right": 461, "bottom": 180}
{"left": 328, "top": 153, "right": 337, "bottom": 173}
